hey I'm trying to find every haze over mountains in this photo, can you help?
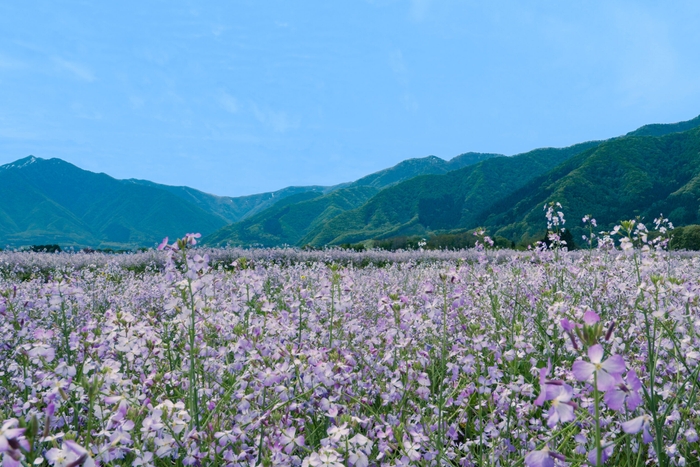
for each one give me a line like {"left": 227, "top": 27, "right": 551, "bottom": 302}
{"left": 3, "top": 114, "right": 700, "bottom": 250}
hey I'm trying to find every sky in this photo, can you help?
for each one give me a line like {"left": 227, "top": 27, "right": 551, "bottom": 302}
{"left": 1, "top": 1, "right": 700, "bottom": 197}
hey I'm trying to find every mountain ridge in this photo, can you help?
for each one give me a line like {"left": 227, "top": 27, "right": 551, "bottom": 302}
{"left": 3, "top": 113, "right": 700, "bottom": 249}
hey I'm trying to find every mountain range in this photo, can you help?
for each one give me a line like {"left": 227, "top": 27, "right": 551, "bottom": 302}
{"left": 2, "top": 114, "right": 700, "bottom": 250}
{"left": 0, "top": 151, "right": 497, "bottom": 249}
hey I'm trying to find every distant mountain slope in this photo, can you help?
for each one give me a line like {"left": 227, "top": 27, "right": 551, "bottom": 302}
{"left": 204, "top": 152, "right": 501, "bottom": 247}
{"left": 482, "top": 127, "right": 700, "bottom": 243}
{"left": 346, "top": 152, "right": 501, "bottom": 190}
{"left": 625, "top": 114, "right": 700, "bottom": 137}
{"left": 128, "top": 152, "right": 500, "bottom": 225}
{"left": 303, "top": 114, "right": 700, "bottom": 246}
{"left": 0, "top": 157, "right": 227, "bottom": 249}
{"left": 6, "top": 114, "right": 700, "bottom": 250}
{"left": 125, "top": 179, "right": 327, "bottom": 224}
{"left": 302, "top": 142, "right": 601, "bottom": 246}
{"left": 205, "top": 186, "right": 380, "bottom": 247}
{"left": 0, "top": 150, "right": 499, "bottom": 249}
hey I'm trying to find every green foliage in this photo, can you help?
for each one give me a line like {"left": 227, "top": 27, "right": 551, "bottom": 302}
{"left": 27, "top": 244, "right": 62, "bottom": 253}
{"left": 484, "top": 127, "right": 700, "bottom": 243}
{"left": 669, "top": 225, "right": 700, "bottom": 250}
{"left": 0, "top": 157, "right": 227, "bottom": 250}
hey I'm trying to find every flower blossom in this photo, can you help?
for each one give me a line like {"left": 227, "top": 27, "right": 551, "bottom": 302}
{"left": 604, "top": 370, "right": 642, "bottom": 411}
{"left": 572, "top": 344, "right": 625, "bottom": 391}
{"left": 525, "top": 446, "right": 565, "bottom": 467}
{"left": 622, "top": 414, "right": 654, "bottom": 444}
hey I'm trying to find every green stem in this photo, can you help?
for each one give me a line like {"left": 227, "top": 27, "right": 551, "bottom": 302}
{"left": 594, "top": 372, "right": 601, "bottom": 466}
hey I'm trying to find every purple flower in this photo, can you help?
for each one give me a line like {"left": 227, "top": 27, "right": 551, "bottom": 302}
{"left": 184, "top": 233, "right": 201, "bottom": 246}
{"left": 533, "top": 360, "right": 552, "bottom": 406}
{"left": 533, "top": 361, "right": 577, "bottom": 427}
{"left": 622, "top": 414, "right": 654, "bottom": 444}
{"left": 525, "top": 447, "right": 565, "bottom": 467}
{"left": 560, "top": 318, "right": 577, "bottom": 332}
{"left": 587, "top": 440, "right": 614, "bottom": 466}
{"left": 545, "top": 384, "right": 576, "bottom": 427}
{"left": 157, "top": 237, "right": 169, "bottom": 251}
{"left": 0, "top": 419, "right": 25, "bottom": 454}
{"left": 582, "top": 311, "right": 600, "bottom": 325}
{"left": 572, "top": 344, "right": 625, "bottom": 391}
{"left": 604, "top": 370, "right": 642, "bottom": 411}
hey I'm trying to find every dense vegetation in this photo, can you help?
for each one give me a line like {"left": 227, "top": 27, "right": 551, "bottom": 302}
{"left": 1, "top": 229, "right": 700, "bottom": 466}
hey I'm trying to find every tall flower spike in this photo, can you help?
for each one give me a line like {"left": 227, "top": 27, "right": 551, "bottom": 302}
{"left": 572, "top": 344, "right": 625, "bottom": 391}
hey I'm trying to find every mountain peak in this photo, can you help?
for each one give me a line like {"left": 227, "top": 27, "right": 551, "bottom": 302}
{"left": 0, "top": 155, "right": 45, "bottom": 171}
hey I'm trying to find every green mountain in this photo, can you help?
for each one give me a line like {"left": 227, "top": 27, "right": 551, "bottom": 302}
{"left": 6, "top": 114, "right": 700, "bottom": 250}
{"left": 205, "top": 186, "right": 380, "bottom": 247}
{"left": 124, "top": 179, "right": 327, "bottom": 224}
{"left": 625, "top": 114, "right": 700, "bottom": 138}
{"left": 346, "top": 152, "right": 501, "bottom": 190}
{"left": 0, "top": 151, "right": 499, "bottom": 249}
{"left": 300, "top": 114, "right": 700, "bottom": 247}
{"left": 301, "top": 142, "right": 601, "bottom": 246}
{"left": 480, "top": 126, "right": 700, "bottom": 243}
{"left": 204, "top": 152, "right": 501, "bottom": 247}
{"left": 0, "top": 157, "right": 227, "bottom": 249}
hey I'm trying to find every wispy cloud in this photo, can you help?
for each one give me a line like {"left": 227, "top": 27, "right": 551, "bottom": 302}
{"left": 52, "top": 56, "right": 95, "bottom": 82}
{"left": 410, "top": 0, "right": 433, "bottom": 21}
{"left": 389, "top": 50, "right": 418, "bottom": 112}
{"left": 251, "top": 103, "right": 300, "bottom": 132}
{"left": 219, "top": 91, "right": 239, "bottom": 113}
{"left": 0, "top": 126, "right": 38, "bottom": 140}
{"left": 0, "top": 53, "right": 25, "bottom": 70}
{"left": 129, "top": 96, "right": 145, "bottom": 110}
{"left": 389, "top": 50, "right": 408, "bottom": 84}
{"left": 71, "top": 102, "right": 102, "bottom": 120}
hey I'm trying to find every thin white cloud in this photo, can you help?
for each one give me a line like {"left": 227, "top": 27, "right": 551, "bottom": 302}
{"left": 251, "top": 103, "right": 300, "bottom": 133}
{"left": 52, "top": 56, "right": 95, "bottom": 82}
{"left": 402, "top": 94, "right": 419, "bottom": 112}
{"left": 219, "top": 91, "right": 239, "bottom": 113}
{"left": 389, "top": 50, "right": 406, "bottom": 75}
{"left": 410, "top": 0, "right": 433, "bottom": 21}
{"left": 0, "top": 126, "right": 37, "bottom": 140}
{"left": 129, "top": 96, "right": 145, "bottom": 110}
{"left": 389, "top": 50, "right": 417, "bottom": 111}
{"left": 0, "top": 54, "right": 25, "bottom": 69}
{"left": 71, "top": 103, "right": 102, "bottom": 120}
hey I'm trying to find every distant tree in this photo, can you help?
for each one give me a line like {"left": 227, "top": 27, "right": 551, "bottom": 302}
{"left": 670, "top": 225, "right": 700, "bottom": 250}
{"left": 29, "top": 244, "right": 62, "bottom": 253}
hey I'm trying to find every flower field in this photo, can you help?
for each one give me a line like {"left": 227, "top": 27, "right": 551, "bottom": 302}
{"left": 1, "top": 234, "right": 700, "bottom": 466}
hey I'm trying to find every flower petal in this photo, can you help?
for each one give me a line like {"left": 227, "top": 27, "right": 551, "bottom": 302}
{"left": 583, "top": 311, "right": 600, "bottom": 325}
{"left": 588, "top": 344, "right": 604, "bottom": 364}
{"left": 525, "top": 450, "right": 554, "bottom": 467}
{"left": 621, "top": 416, "right": 645, "bottom": 434}
{"left": 555, "top": 402, "right": 575, "bottom": 424}
{"left": 572, "top": 361, "right": 596, "bottom": 382}
{"left": 603, "top": 388, "right": 625, "bottom": 411}
{"left": 601, "top": 354, "right": 626, "bottom": 376}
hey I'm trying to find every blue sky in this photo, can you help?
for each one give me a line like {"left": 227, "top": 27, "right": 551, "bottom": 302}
{"left": 1, "top": 1, "right": 700, "bottom": 197}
